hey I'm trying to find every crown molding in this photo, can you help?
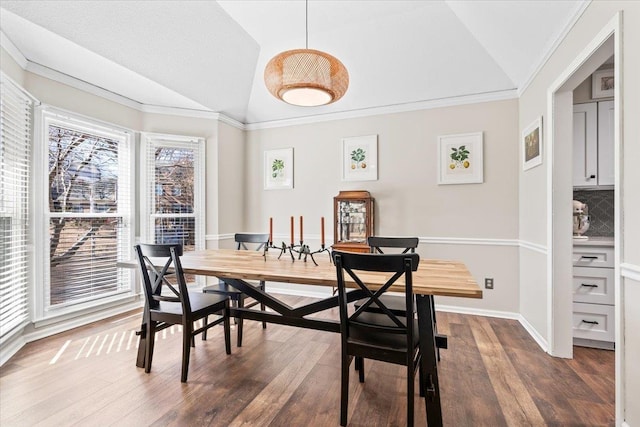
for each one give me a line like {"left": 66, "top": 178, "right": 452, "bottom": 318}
{"left": 518, "top": 0, "right": 592, "bottom": 97}
{"left": 0, "top": 30, "right": 28, "bottom": 69}
{"left": 1, "top": 50, "right": 246, "bottom": 129}
{"left": 245, "top": 89, "right": 518, "bottom": 130}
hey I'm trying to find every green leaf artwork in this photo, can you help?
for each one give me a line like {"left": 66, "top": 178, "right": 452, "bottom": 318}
{"left": 449, "top": 145, "right": 471, "bottom": 170}
{"left": 350, "top": 148, "right": 367, "bottom": 169}
{"left": 271, "top": 158, "right": 285, "bottom": 179}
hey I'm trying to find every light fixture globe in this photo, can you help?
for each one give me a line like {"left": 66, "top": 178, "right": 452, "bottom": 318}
{"left": 264, "top": 49, "right": 349, "bottom": 107}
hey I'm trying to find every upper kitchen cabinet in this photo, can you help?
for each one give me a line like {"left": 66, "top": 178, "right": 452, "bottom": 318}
{"left": 573, "top": 100, "right": 614, "bottom": 188}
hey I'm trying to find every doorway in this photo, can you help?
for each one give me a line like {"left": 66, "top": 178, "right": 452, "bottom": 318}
{"left": 547, "top": 12, "right": 622, "bottom": 422}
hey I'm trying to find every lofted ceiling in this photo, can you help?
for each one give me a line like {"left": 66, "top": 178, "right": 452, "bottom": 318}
{"left": 0, "top": 0, "right": 587, "bottom": 126}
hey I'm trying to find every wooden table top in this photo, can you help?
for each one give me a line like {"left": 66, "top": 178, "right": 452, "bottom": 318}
{"left": 136, "top": 248, "right": 482, "bottom": 299}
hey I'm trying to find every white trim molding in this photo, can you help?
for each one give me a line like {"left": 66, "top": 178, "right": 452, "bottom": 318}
{"left": 0, "top": 30, "right": 28, "bottom": 69}
{"left": 205, "top": 233, "right": 235, "bottom": 242}
{"left": 518, "top": 314, "right": 550, "bottom": 353}
{"left": 621, "top": 263, "right": 640, "bottom": 282}
{"left": 435, "top": 304, "right": 519, "bottom": 320}
{"left": 519, "top": 240, "right": 548, "bottom": 254}
{"left": 420, "top": 237, "right": 519, "bottom": 247}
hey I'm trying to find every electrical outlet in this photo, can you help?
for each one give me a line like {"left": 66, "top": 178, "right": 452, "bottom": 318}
{"left": 484, "top": 278, "right": 494, "bottom": 289}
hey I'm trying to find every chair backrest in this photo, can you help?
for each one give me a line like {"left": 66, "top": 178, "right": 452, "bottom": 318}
{"left": 367, "top": 236, "right": 419, "bottom": 254}
{"left": 235, "top": 233, "right": 270, "bottom": 251}
{"left": 134, "top": 243, "right": 191, "bottom": 314}
{"left": 334, "top": 251, "right": 420, "bottom": 344}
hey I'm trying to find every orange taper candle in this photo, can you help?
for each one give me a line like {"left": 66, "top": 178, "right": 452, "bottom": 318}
{"left": 269, "top": 217, "right": 273, "bottom": 244}
{"left": 290, "top": 216, "right": 294, "bottom": 246}
{"left": 300, "top": 216, "right": 304, "bottom": 243}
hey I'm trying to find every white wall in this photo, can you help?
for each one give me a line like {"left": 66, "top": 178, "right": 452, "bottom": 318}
{"left": 244, "top": 99, "right": 521, "bottom": 314}
{"left": 519, "top": 2, "right": 640, "bottom": 425}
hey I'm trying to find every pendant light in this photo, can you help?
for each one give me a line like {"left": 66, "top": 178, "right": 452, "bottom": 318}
{"left": 264, "top": 0, "right": 349, "bottom": 106}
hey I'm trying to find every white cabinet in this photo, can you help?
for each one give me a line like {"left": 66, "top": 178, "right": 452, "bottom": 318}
{"left": 572, "top": 245, "right": 614, "bottom": 347}
{"left": 597, "top": 100, "right": 615, "bottom": 186}
{"left": 573, "top": 101, "right": 614, "bottom": 188}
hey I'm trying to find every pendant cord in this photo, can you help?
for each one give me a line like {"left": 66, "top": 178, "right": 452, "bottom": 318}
{"left": 305, "top": 0, "right": 309, "bottom": 49}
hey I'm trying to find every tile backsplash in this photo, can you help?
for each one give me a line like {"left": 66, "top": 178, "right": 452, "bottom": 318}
{"left": 573, "top": 189, "right": 614, "bottom": 236}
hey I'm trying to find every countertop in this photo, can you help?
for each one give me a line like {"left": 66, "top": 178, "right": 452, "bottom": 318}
{"left": 573, "top": 236, "right": 614, "bottom": 247}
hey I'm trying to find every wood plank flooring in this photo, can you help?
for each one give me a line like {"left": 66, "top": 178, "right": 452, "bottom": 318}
{"left": 0, "top": 295, "right": 614, "bottom": 426}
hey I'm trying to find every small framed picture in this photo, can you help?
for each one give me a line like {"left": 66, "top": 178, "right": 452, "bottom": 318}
{"left": 437, "top": 132, "right": 483, "bottom": 185}
{"left": 342, "top": 135, "right": 378, "bottom": 181}
{"left": 592, "top": 69, "right": 614, "bottom": 98}
{"left": 264, "top": 148, "right": 293, "bottom": 190}
{"left": 522, "top": 117, "right": 542, "bottom": 171}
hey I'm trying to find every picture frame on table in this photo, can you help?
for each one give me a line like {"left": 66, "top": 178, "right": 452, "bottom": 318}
{"left": 522, "top": 117, "right": 543, "bottom": 171}
{"left": 592, "top": 69, "right": 614, "bottom": 98}
{"left": 341, "top": 135, "right": 378, "bottom": 181}
{"left": 437, "top": 131, "right": 483, "bottom": 184}
{"left": 264, "top": 148, "right": 294, "bottom": 190}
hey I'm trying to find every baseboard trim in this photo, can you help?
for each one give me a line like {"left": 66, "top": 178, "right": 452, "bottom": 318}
{"left": 266, "top": 283, "right": 333, "bottom": 299}
{"left": 518, "top": 314, "right": 550, "bottom": 353}
{"left": 0, "top": 301, "right": 144, "bottom": 368}
{"left": 0, "top": 334, "right": 27, "bottom": 367}
{"left": 435, "top": 304, "right": 519, "bottom": 320}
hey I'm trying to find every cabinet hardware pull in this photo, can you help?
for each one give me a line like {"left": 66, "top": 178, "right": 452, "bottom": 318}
{"left": 580, "top": 256, "right": 598, "bottom": 260}
{"left": 580, "top": 284, "right": 598, "bottom": 288}
{"left": 589, "top": 174, "right": 596, "bottom": 179}
{"left": 581, "top": 320, "right": 599, "bottom": 325}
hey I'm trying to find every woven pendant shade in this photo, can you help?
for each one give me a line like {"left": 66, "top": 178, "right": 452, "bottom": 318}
{"left": 264, "top": 48, "right": 349, "bottom": 106}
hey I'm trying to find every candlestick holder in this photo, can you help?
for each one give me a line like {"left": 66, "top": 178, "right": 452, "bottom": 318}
{"left": 265, "top": 241, "right": 332, "bottom": 266}
{"left": 290, "top": 241, "right": 332, "bottom": 266}
{"left": 265, "top": 241, "right": 289, "bottom": 260}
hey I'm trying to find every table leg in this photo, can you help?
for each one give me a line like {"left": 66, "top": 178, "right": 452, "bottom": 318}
{"left": 416, "top": 294, "right": 443, "bottom": 427}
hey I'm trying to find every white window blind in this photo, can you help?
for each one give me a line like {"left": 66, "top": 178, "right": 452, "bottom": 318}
{"left": 43, "top": 111, "right": 133, "bottom": 310}
{"left": 0, "top": 75, "right": 33, "bottom": 341}
{"left": 141, "top": 133, "right": 205, "bottom": 255}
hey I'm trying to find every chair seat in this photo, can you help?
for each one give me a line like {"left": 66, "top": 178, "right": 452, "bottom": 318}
{"left": 203, "top": 280, "right": 262, "bottom": 297}
{"left": 353, "top": 294, "right": 415, "bottom": 316}
{"left": 349, "top": 312, "right": 419, "bottom": 351}
{"left": 151, "top": 292, "right": 229, "bottom": 317}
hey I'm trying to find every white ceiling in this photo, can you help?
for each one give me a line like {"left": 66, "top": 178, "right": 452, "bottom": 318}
{"left": 0, "top": 0, "right": 587, "bottom": 125}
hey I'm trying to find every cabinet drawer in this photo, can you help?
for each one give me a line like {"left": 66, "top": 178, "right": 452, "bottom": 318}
{"left": 572, "top": 246, "right": 614, "bottom": 268}
{"left": 573, "top": 303, "right": 615, "bottom": 342}
{"left": 573, "top": 267, "right": 615, "bottom": 305}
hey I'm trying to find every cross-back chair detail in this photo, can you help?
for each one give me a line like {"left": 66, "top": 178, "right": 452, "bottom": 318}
{"left": 135, "top": 243, "right": 231, "bottom": 382}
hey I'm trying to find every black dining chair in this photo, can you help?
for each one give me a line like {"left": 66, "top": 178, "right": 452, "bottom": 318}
{"left": 134, "top": 243, "right": 231, "bottom": 383}
{"left": 202, "top": 233, "right": 269, "bottom": 346}
{"left": 334, "top": 251, "right": 424, "bottom": 427}
{"left": 352, "top": 236, "right": 444, "bottom": 362}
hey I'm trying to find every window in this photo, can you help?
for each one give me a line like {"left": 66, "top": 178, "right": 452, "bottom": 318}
{"left": 141, "top": 133, "right": 204, "bottom": 256}
{"left": 0, "top": 74, "right": 33, "bottom": 341}
{"left": 39, "top": 109, "right": 133, "bottom": 314}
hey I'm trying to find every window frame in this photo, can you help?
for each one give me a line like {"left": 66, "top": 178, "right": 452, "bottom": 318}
{"left": 140, "top": 132, "right": 205, "bottom": 248}
{"left": 33, "top": 106, "right": 136, "bottom": 322}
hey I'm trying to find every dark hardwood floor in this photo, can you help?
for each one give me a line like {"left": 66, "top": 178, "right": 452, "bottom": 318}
{"left": 0, "top": 295, "right": 614, "bottom": 426}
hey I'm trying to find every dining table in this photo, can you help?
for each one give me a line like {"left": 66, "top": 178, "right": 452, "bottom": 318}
{"left": 123, "top": 247, "right": 482, "bottom": 427}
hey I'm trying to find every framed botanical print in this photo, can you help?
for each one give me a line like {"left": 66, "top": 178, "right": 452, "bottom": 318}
{"left": 437, "top": 132, "right": 483, "bottom": 184}
{"left": 264, "top": 148, "right": 293, "bottom": 190}
{"left": 341, "top": 135, "right": 378, "bottom": 181}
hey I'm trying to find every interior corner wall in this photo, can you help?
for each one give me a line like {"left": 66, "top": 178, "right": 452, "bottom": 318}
{"left": 518, "top": 1, "right": 640, "bottom": 425}
{"left": 244, "top": 99, "right": 520, "bottom": 314}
